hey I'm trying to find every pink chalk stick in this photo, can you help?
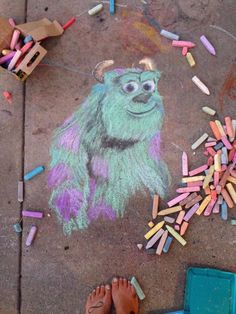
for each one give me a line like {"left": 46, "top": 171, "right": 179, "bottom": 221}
{"left": 212, "top": 202, "right": 220, "bottom": 214}
{"left": 205, "top": 142, "right": 217, "bottom": 147}
{"left": 21, "top": 41, "right": 34, "bottom": 55}
{"left": 221, "top": 136, "right": 233, "bottom": 150}
{"left": 172, "top": 40, "right": 195, "bottom": 48}
{"left": 182, "top": 47, "right": 188, "bottom": 56}
{"left": 182, "top": 152, "right": 188, "bottom": 176}
{"left": 214, "top": 171, "right": 220, "bottom": 186}
{"left": 0, "top": 51, "right": 16, "bottom": 65}
{"left": 8, "top": 50, "right": 22, "bottom": 71}
{"left": 189, "top": 164, "right": 208, "bottom": 176}
{"left": 22, "top": 210, "right": 43, "bottom": 219}
{"left": 187, "top": 181, "right": 203, "bottom": 187}
{"left": 10, "top": 30, "right": 20, "bottom": 50}
{"left": 176, "top": 186, "right": 200, "bottom": 193}
{"left": 9, "top": 18, "right": 16, "bottom": 27}
{"left": 174, "top": 224, "right": 180, "bottom": 231}
{"left": 204, "top": 199, "right": 217, "bottom": 216}
{"left": 167, "top": 192, "right": 190, "bottom": 207}
{"left": 200, "top": 35, "right": 216, "bottom": 56}
{"left": 176, "top": 210, "right": 185, "bottom": 225}
{"left": 26, "top": 225, "right": 37, "bottom": 246}
{"left": 184, "top": 203, "right": 199, "bottom": 221}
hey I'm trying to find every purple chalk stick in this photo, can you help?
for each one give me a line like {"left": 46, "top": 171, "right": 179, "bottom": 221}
{"left": 183, "top": 203, "right": 199, "bottom": 222}
{"left": 200, "top": 35, "right": 216, "bottom": 56}
{"left": 22, "top": 210, "right": 43, "bottom": 219}
{"left": 0, "top": 51, "right": 16, "bottom": 65}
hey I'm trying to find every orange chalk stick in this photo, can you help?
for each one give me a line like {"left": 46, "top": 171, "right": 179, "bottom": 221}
{"left": 176, "top": 210, "right": 185, "bottom": 224}
{"left": 152, "top": 194, "right": 159, "bottom": 219}
{"left": 225, "top": 117, "right": 234, "bottom": 138}
{"left": 215, "top": 120, "right": 226, "bottom": 137}
{"left": 209, "top": 121, "right": 221, "bottom": 140}
{"left": 156, "top": 230, "right": 168, "bottom": 255}
{"left": 228, "top": 176, "right": 236, "bottom": 185}
{"left": 221, "top": 188, "right": 234, "bottom": 208}
{"left": 180, "top": 221, "right": 189, "bottom": 236}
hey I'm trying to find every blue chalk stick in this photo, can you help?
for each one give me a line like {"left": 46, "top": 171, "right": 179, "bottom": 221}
{"left": 24, "top": 35, "right": 33, "bottom": 44}
{"left": 213, "top": 141, "right": 223, "bottom": 151}
{"left": 165, "top": 311, "right": 184, "bottom": 314}
{"left": 163, "top": 236, "right": 173, "bottom": 253}
{"left": 109, "top": 0, "right": 115, "bottom": 14}
{"left": 221, "top": 201, "right": 228, "bottom": 221}
{"left": 24, "top": 166, "right": 45, "bottom": 181}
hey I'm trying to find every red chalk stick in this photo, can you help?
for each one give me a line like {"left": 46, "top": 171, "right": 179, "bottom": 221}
{"left": 63, "top": 17, "right": 76, "bottom": 30}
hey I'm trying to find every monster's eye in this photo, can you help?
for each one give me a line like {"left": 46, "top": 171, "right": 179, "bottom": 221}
{"left": 142, "top": 80, "right": 156, "bottom": 92}
{"left": 122, "top": 81, "right": 139, "bottom": 93}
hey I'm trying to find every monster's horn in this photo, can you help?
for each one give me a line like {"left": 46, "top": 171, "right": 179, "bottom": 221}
{"left": 93, "top": 60, "right": 114, "bottom": 82}
{"left": 139, "top": 58, "right": 156, "bottom": 70}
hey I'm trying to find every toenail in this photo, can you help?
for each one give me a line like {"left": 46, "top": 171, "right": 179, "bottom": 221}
{"left": 113, "top": 278, "right": 118, "bottom": 282}
{"left": 105, "top": 284, "right": 110, "bottom": 290}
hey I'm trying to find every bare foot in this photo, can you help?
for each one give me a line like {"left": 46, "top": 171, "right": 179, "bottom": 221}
{"left": 112, "top": 278, "right": 139, "bottom": 314}
{"left": 85, "top": 284, "right": 112, "bottom": 314}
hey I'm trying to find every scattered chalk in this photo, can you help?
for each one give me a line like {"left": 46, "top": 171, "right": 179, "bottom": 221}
{"left": 88, "top": 4, "right": 103, "bottom": 15}
{"left": 156, "top": 230, "right": 168, "bottom": 255}
{"left": 158, "top": 206, "right": 182, "bottom": 216}
{"left": 131, "top": 277, "right": 145, "bottom": 300}
{"left": 163, "top": 236, "right": 173, "bottom": 253}
{"left": 160, "top": 29, "right": 179, "bottom": 41}
{"left": 18, "top": 181, "right": 24, "bottom": 202}
{"left": 24, "top": 166, "right": 45, "bottom": 181}
{"left": 166, "top": 225, "right": 187, "bottom": 246}
{"left": 167, "top": 193, "right": 190, "bottom": 207}
{"left": 200, "top": 35, "right": 216, "bottom": 56}
{"left": 22, "top": 210, "right": 43, "bottom": 219}
{"left": 164, "top": 216, "right": 175, "bottom": 223}
{"left": 23, "top": 35, "right": 33, "bottom": 44}
{"left": 152, "top": 194, "right": 159, "bottom": 219}
{"left": 13, "top": 222, "right": 22, "bottom": 233}
{"left": 146, "top": 228, "right": 164, "bottom": 249}
{"left": 220, "top": 201, "right": 228, "bottom": 220}
{"left": 191, "top": 133, "right": 209, "bottom": 150}
{"left": 63, "top": 17, "right": 76, "bottom": 30}
{"left": 144, "top": 221, "right": 164, "bottom": 240}
{"left": 186, "top": 52, "right": 195, "bottom": 67}
{"left": 26, "top": 225, "right": 37, "bottom": 246}
{"left": 182, "top": 47, "right": 188, "bottom": 56}
{"left": 137, "top": 244, "right": 143, "bottom": 250}
{"left": 202, "top": 106, "right": 216, "bottom": 116}
{"left": 172, "top": 40, "right": 195, "bottom": 48}
{"left": 192, "top": 76, "right": 210, "bottom": 95}
{"left": 182, "top": 152, "right": 188, "bottom": 176}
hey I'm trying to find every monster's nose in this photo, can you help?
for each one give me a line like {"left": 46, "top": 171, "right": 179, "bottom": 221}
{"left": 132, "top": 93, "right": 151, "bottom": 104}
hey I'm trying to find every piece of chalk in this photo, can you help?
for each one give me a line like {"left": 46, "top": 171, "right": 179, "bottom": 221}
{"left": 226, "top": 183, "right": 236, "bottom": 204}
{"left": 13, "top": 222, "right": 22, "bottom": 233}
{"left": 144, "top": 221, "right": 165, "bottom": 240}
{"left": 191, "top": 133, "right": 209, "bottom": 150}
{"left": 63, "top": 17, "right": 76, "bottom": 30}
{"left": 202, "top": 106, "right": 216, "bottom": 116}
{"left": 8, "top": 50, "right": 22, "bottom": 71}
{"left": 203, "top": 165, "right": 215, "bottom": 188}
{"left": 156, "top": 230, "right": 168, "bottom": 255}
{"left": 212, "top": 201, "right": 220, "bottom": 214}
{"left": 182, "top": 47, "right": 188, "bottom": 56}
{"left": 160, "top": 29, "right": 179, "bottom": 41}
{"left": 3, "top": 91, "right": 12, "bottom": 103}
{"left": 229, "top": 120, "right": 236, "bottom": 142}
{"left": 185, "top": 195, "right": 203, "bottom": 209}
{"left": 88, "top": 4, "right": 103, "bottom": 15}
{"left": 176, "top": 210, "right": 185, "bottom": 225}
{"left": 200, "top": 35, "right": 216, "bottom": 56}
{"left": 172, "top": 40, "right": 195, "bottom": 48}
{"left": 145, "top": 228, "right": 164, "bottom": 249}
{"left": 24, "top": 166, "right": 45, "bottom": 181}
{"left": 26, "top": 225, "right": 37, "bottom": 246}
{"left": 163, "top": 236, "right": 173, "bottom": 253}
{"left": 182, "top": 176, "right": 205, "bottom": 183}
{"left": 179, "top": 192, "right": 198, "bottom": 206}
{"left": 148, "top": 221, "right": 154, "bottom": 228}
{"left": 180, "top": 221, "right": 189, "bottom": 236}
{"left": 219, "top": 166, "right": 231, "bottom": 187}
{"left": 187, "top": 181, "right": 203, "bottom": 187}
{"left": 22, "top": 210, "right": 43, "bottom": 219}
{"left": 214, "top": 152, "right": 221, "bottom": 172}
{"left": 214, "top": 171, "right": 220, "bottom": 186}
{"left": 184, "top": 203, "right": 199, "bottom": 221}
{"left": 221, "top": 136, "right": 233, "bottom": 150}
{"left": 192, "top": 76, "right": 210, "bottom": 95}
{"left": 231, "top": 219, "right": 236, "bottom": 226}
{"left": 205, "top": 142, "right": 217, "bottom": 148}
{"left": 158, "top": 206, "right": 182, "bottom": 216}
{"left": 215, "top": 120, "right": 226, "bottom": 137}
{"left": 167, "top": 193, "right": 190, "bottom": 207}
{"left": 189, "top": 164, "right": 208, "bottom": 177}
{"left": 209, "top": 121, "right": 221, "bottom": 140}
{"left": 204, "top": 198, "right": 216, "bottom": 216}
{"left": 152, "top": 194, "right": 159, "bottom": 219}
{"left": 137, "top": 244, "right": 143, "bottom": 250}
{"left": 2, "top": 49, "right": 13, "bottom": 56}
{"left": 207, "top": 146, "right": 216, "bottom": 156}
{"left": 182, "top": 152, "right": 188, "bottom": 176}
{"left": 166, "top": 225, "right": 187, "bottom": 246}
{"left": 221, "top": 201, "right": 228, "bottom": 220}
{"left": 0, "top": 51, "right": 16, "bottom": 65}
{"left": 10, "top": 30, "right": 20, "bottom": 50}
{"left": 20, "top": 41, "right": 34, "bottom": 55}
{"left": 15, "top": 41, "right": 23, "bottom": 50}
{"left": 186, "top": 52, "right": 195, "bottom": 67}
{"left": 217, "top": 195, "right": 223, "bottom": 205}
{"left": 131, "top": 277, "right": 145, "bottom": 300}
{"left": 228, "top": 176, "right": 236, "bottom": 185}
{"left": 221, "top": 147, "right": 228, "bottom": 165}
{"left": 221, "top": 188, "right": 234, "bottom": 209}
{"left": 174, "top": 224, "right": 180, "bottom": 231}
{"left": 176, "top": 186, "right": 200, "bottom": 193}
{"left": 109, "top": 0, "right": 115, "bottom": 15}
{"left": 214, "top": 142, "right": 224, "bottom": 151}
{"left": 196, "top": 195, "right": 211, "bottom": 215}
{"left": 164, "top": 216, "right": 175, "bottom": 223}
{"left": 23, "top": 35, "right": 33, "bottom": 44}
{"left": 8, "top": 18, "right": 16, "bottom": 27}
{"left": 18, "top": 181, "right": 24, "bottom": 202}
{"left": 225, "top": 117, "right": 234, "bottom": 138}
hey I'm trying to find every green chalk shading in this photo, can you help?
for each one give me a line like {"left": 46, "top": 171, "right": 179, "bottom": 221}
{"left": 131, "top": 276, "right": 145, "bottom": 300}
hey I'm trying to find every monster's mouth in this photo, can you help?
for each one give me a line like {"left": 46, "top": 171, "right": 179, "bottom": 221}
{"left": 127, "top": 104, "right": 157, "bottom": 116}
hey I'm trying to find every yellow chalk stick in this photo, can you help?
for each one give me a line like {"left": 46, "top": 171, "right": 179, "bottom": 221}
{"left": 226, "top": 183, "right": 236, "bottom": 204}
{"left": 203, "top": 165, "right": 215, "bottom": 189}
{"left": 215, "top": 120, "right": 226, "bottom": 137}
{"left": 196, "top": 195, "right": 211, "bottom": 215}
{"left": 148, "top": 221, "right": 155, "bottom": 228}
{"left": 152, "top": 194, "right": 159, "bottom": 219}
{"left": 158, "top": 206, "right": 182, "bottom": 216}
{"left": 186, "top": 52, "right": 196, "bottom": 67}
{"left": 191, "top": 133, "right": 209, "bottom": 150}
{"left": 144, "top": 221, "right": 165, "bottom": 240}
{"left": 182, "top": 176, "right": 205, "bottom": 183}
{"left": 228, "top": 176, "right": 236, "bottom": 185}
{"left": 166, "top": 225, "right": 187, "bottom": 246}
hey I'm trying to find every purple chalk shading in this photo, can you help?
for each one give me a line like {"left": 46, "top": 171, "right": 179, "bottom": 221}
{"left": 62, "top": 115, "right": 74, "bottom": 127}
{"left": 22, "top": 210, "right": 43, "bottom": 219}
{"left": 184, "top": 203, "right": 199, "bottom": 221}
{"left": 149, "top": 132, "right": 161, "bottom": 161}
{"left": 88, "top": 203, "right": 116, "bottom": 222}
{"left": 91, "top": 156, "right": 109, "bottom": 179}
{"left": 55, "top": 189, "right": 83, "bottom": 222}
{"left": 88, "top": 179, "right": 96, "bottom": 203}
{"left": 48, "top": 163, "right": 72, "bottom": 188}
{"left": 58, "top": 124, "right": 80, "bottom": 152}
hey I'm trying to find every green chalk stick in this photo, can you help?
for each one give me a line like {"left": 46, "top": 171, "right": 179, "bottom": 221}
{"left": 231, "top": 219, "right": 236, "bottom": 225}
{"left": 131, "top": 276, "right": 145, "bottom": 300}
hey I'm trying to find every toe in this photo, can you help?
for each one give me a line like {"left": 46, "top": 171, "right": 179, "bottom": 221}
{"left": 119, "top": 278, "right": 123, "bottom": 287}
{"left": 89, "top": 293, "right": 92, "bottom": 301}
{"left": 96, "top": 286, "right": 100, "bottom": 295}
{"left": 123, "top": 278, "right": 128, "bottom": 287}
{"left": 92, "top": 289, "right": 96, "bottom": 298}
{"left": 131, "top": 285, "right": 137, "bottom": 297}
{"left": 100, "top": 285, "right": 105, "bottom": 296}
{"left": 112, "top": 277, "right": 119, "bottom": 290}
{"left": 104, "top": 284, "right": 111, "bottom": 299}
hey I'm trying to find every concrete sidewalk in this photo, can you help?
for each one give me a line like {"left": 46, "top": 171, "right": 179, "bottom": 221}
{"left": 0, "top": 0, "right": 236, "bottom": 313}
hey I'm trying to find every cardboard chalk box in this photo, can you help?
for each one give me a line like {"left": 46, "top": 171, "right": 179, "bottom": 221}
{"left": 0, "top": 17, "right": 64, "bottom": 81}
